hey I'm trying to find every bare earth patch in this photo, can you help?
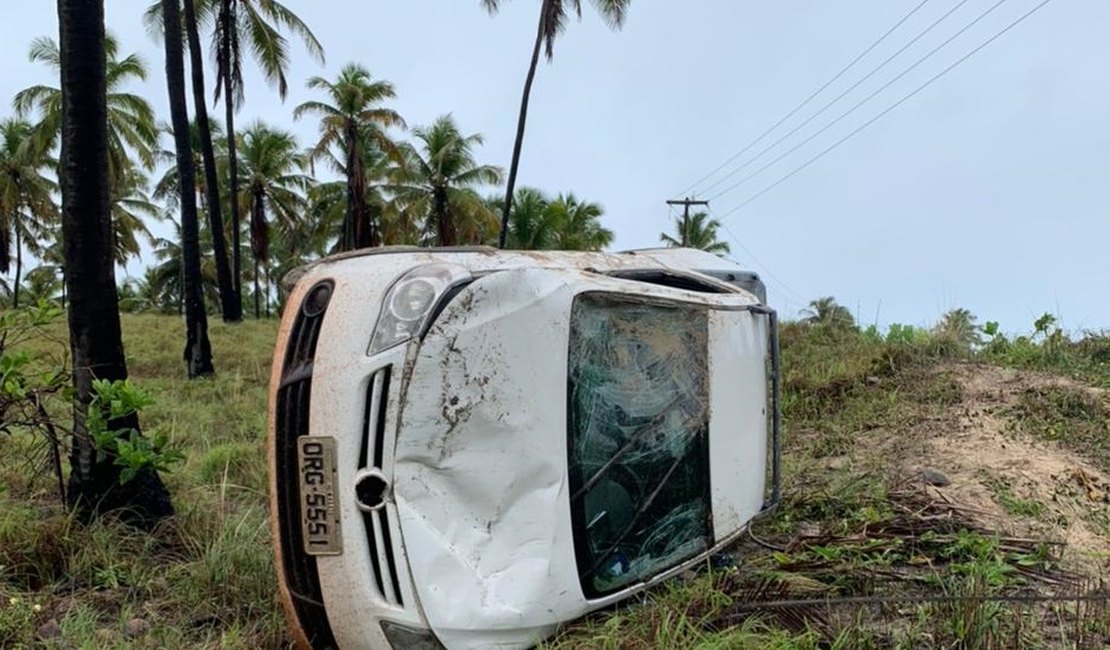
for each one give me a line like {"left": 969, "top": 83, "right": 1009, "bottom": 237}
{"left": 904, "top": 362, "right": 1110, "bottom": 573}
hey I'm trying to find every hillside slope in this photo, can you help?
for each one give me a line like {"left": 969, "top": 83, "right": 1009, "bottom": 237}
{"left": 0, "top": 314, "right": 1106, "bottom": 648}
{"left": 905, "top": 363, "right": 1108, "bottom": 570}
{"left": 553, "top": 322, "right": 1110, "bottom": 648}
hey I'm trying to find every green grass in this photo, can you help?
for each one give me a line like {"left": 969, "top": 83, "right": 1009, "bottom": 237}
{"left": 981, "top": 476, "right": 1047, "bottom": 518}
{"left": 981, "top": 323, "right": 1110, "bottom": 390}
{"left": 0, "top": 314, "right": 284, "bottom": 649}
{"left": 1007, "top": 385, "right": 1110, "bottom": 473}
{"left": 1, "top": 312, "right": 1108, "bottom": 648}
{"left": 553, "top": 318, "right": 1109, "bottom": 648}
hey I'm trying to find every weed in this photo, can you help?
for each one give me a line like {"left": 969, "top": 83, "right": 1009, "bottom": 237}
{"left": 982, "top": 476, "right": 1047, "bottom": 518}
{"left": 550, "top": 313, "right": 1109, "bottom": 648}
{"left": 1, "top": 306, "right": 1106, "bottom": 648}
{"left": 1008, "top": 386, "right": 1110, "bottom": 471}
{"left": 0, "top": 314, "right": 285, "bottom": 648}
{"left": 87, "top": 379, "right": 185, "bottom": 485}
{"left": 982, "top": 316, "right": 1110, "bottom": 389}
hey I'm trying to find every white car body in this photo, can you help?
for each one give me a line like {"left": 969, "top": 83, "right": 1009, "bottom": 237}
{"left": 269, "top": 247, "right": 781, "bottom": 650}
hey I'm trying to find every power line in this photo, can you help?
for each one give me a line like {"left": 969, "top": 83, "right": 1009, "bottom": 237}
{"left": 714, "top": 210, "right": 806, "bottom": 306}
{"left": 676, "top": 0, "right": 935, "bottom": 199}
{"left": 707, "top": 0, "right": 1012, "bottom": 203}
{"left": 700, "top": 0, "right": 980, "bottom": 200}
{"left": 715, "top": 0, "right": 1056, "bottom": 221}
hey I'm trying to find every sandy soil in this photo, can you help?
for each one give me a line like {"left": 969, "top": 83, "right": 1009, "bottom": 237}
{"left": 900, "top": 362, "right": 1109, "bottom": 574}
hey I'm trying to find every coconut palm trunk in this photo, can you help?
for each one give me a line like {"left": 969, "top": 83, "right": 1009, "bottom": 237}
{"left": 58, "top": 0, "right": 173, "bottom": 524}
{"left": 250, "top": 188, "right": 266, "bottom": 318}
{"left": 498, "top": 0, "right": 549, "bottom": 249}
{"left": 218, "top": 0, "right": 243, "bottom": 303}
{"left": 344, "top": 122, "right": 369, "bottom": 249}
{"left": 13, "top": 222, "right": 22, "bottom": 309}
{"left": 433, "top": 189, "right": 456, "bottom": 246}
{"left": 182, "top": 0, "right": 240, "bottom": 322}
{"left": 264, "top": 261, "right": 272, "bottom": 318}
{"left": 161, "top": 0, "right": 215, "bottom": 378}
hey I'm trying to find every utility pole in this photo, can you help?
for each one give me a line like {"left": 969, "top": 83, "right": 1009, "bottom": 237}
{"left": 666, "top": 197, "right": 709, "bottom": 247}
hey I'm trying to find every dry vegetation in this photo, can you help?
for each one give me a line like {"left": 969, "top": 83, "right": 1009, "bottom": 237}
{"left": 0, "top": 311, "right": 1108, "bottom": 648}
{"left": 550, "top": 318, "right": 1110, "bottom": 649}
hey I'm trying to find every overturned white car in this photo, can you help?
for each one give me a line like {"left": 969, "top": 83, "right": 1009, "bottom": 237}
{"left": 269, "top": 247, "right": 781, "bottom": 649}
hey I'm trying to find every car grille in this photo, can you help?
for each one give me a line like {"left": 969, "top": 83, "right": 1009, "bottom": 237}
{"left": 275, "top": 280, "right": 338, "bottom": 649}
{"left": 359, "top": 366, "right": 405, "bottom": 607}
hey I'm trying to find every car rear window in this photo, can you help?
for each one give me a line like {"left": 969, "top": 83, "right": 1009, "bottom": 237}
{"left": 567, "top": 293, "right": 714, "bottom": 598}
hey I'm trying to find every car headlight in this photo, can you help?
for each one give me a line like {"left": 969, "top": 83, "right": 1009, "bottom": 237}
{"left": 369, "top": 263, "right": 472, "bottom": 355}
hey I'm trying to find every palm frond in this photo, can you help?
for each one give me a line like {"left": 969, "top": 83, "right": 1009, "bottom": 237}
{"left": 263, "top": 0, "right": 325, "bottom": 63}
{"left": 242, "top": 1, "right": 292, "bottom": 98}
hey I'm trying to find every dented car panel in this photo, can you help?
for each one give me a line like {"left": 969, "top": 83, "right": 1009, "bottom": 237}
{"left": 269, "top": 247, "right": 780, "bottom": 650}
{"left": 395, "top": 269, "right": 583, "bottom": 648}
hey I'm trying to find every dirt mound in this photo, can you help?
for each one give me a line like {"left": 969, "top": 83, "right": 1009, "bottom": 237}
{"left": 903, "top": 362, "right": 1110, "bottom": 573}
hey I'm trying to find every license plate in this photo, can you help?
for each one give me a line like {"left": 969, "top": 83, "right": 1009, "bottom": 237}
{"left": 298, "top": 436, "right": 343, "bottom": 555}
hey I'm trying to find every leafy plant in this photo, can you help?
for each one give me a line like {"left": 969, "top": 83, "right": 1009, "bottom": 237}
{"left": 87, "top": 378, "right": 183, "bottom": 484}
{"left": 885, "top": 323, "right": 929, "bottom": 346}
{"left": 0, "top": 302, "right": 70, "bottom": 499}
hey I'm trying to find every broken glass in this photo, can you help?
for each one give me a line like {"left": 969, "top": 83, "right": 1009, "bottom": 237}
{"left": 567, "top": 293, "right": 713, "bottom": 598}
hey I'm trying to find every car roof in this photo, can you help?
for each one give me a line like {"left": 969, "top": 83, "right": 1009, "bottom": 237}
{"left": 284, "top": 246, "right": 759, "bottom": 295}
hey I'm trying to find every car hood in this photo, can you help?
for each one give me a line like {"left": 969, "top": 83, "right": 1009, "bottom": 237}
{"left": 392, "top": 268, "right": 585, "bottom": 649}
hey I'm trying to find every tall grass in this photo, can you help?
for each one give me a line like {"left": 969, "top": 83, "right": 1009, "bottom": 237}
{"left": 0, "top": 314, "right": 286, "bottom": 648}
{"left": 552, "top": 315, "right": 1109, "bottom": 648}
{"left": 0, "top": 310, "right": 1106, "bottom": 648}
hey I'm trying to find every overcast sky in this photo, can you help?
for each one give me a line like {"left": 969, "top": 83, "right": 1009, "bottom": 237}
{"left": 1, "top": 0, "right": 1106, "bottom": 333}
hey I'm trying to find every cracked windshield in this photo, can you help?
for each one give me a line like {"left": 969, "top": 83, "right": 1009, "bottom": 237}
{"left": 568, "top": 293, "right": 713, "bottom": 597}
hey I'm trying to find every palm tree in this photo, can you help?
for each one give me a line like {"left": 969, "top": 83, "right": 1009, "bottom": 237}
{"left": 295, "top": 63, "right": 404, "bottom": 251}
{"left": 503, "top": 186, "right": 553, "bottom": 249}
{"left": 0, "top": 118, "right": 57, "bottom": 308}
{"left": 182, "top": 0, "right": 239, "bottom": 321}
{"left": 211, "top": 0, "right": 324, "bottom": 304}
{"left": 36, "top": 237, "right": 67, "bottom": 308}
{"left": 141, "top": 0, "right": 240, "bottom": 318}
{"left": 161, "top": 0, "right": 215, "bottom": 378}
{"left": 391, "top": 115, "right": 503, "bottom": 246}
{"left": 501, "top": 188, "right": 613, "bottom": 250}
{"left": 15, "top": 31, "right": 160, "bottom": 295}
{"left": 152, "top": 118, "right": 227, "bottom": 208}
{"left": 304, "top": 170, "right": 416, "bottom": 251}
{"left": 801, "top": 297, "right": 856, "bottom": 330}
{"left": 58, "top": 0, "right": 172, "bottom": 524}
{"left": 15, "top": 33, "right": 159, "bottom": 185}
{"left": 236, "top": 121, "right": 310, "bottom": 317}
{"left": 934, "top": 308, "right": 981, "bottom": 351}
{"left": 109, "top": 165, "right": 160, "bottom": 267}
{"left": 149, "top": 226, "right": 186, "bottom": 314}
{"left": 659, "top": 211, "right": 730, "bottom": 254}
{"left": 481, "top": 0, "right": 632, "bottom": 246}
{"left": 147, "top": 220, "right": 222, "bottom": 315}
{"left": 302, "top": 181, "right": 346, "bottom": 252}
{"left": 22, "top": 265, "right": 65, "bottom": 305}
{"left": 545, "top": 193, "right": 613, "bottom": 250}
{"left": 117, "top": 276, "right": 146, "bottom": 313}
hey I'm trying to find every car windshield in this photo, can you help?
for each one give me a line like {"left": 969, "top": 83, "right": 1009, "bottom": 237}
{"left": 567, "top": 293, "right": 713, "bottom": 598}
